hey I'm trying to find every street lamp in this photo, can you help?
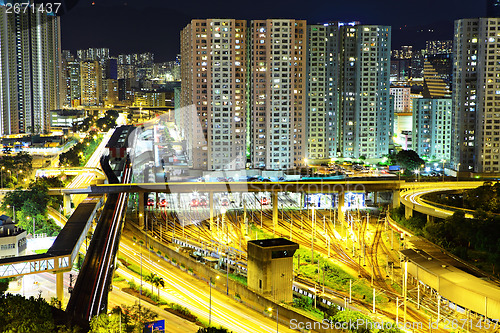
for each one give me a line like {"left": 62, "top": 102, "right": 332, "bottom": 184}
{"left": 220, "top": 207, "right": 229, "bottom": 296}
{"left": 6, "top": 205, "right": 15, "bottom": 223}
{"left": 27, "top": 216, "right": 35, "bottom": 237}
{"left": 457, "top": 163, "right": 461, "bottom": 182}
{"left": 311, "top": 205, "right": 316, "bottom": 264}
{"left": 441, "top": 159, "right": 446, "bottom": 182}
{"left": 268, "top": 307, "right": 279, "bottom": 333}
{"left": 209, "top": 275, "right": 219, "bottom": 327}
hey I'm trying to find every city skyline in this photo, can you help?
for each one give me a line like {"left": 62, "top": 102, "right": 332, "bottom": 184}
{"left": 60, "top": 0, "right": 483, "bottom": 61}
{"left": 3, "top": 1, "right": 500, "bottom": 332}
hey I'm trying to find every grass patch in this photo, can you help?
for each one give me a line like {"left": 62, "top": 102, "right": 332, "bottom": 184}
{"left": 33, "top": 249, "right": 47, "bottom": 254}
{"left": 124, "top": 280, "right": 168, "bottom": 306}
{"left": 228, "top": 273, "right": 247, "bottom": 286}
{"left": 113, "top": 275, "right": 125, "bottom": 283}
{"left": 81, "top": 134, "right": 103, "bottom": 166}
{"left": 389, "top": 205, "right": 425, "bottom": 235}
{"left": 294, "top": 248, "right": 387, "bottom": 304}
{"left": 291, "top": 295, "right": 325, "bottom": 321}
{"left": 249, "top": 223, "right": 273, "bottom": 240}
{"left": 118, "top": 256, "right": 146, "bottom": 276}
{"left": 391, "top": 282, "right": 402, "bottom": 294}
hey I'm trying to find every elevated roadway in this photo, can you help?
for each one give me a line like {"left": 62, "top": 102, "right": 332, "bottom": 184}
{"left": 0, "top": 196, "right": 103, "bottom": 302}
{"left": 66, "top": 126, "right": 136, "bottom": 321}
{"left": 66, "top": 163, "right": 131, "bottom": 320}
{"left": 36, "top": 167, "right": 106, "bottom": 179}
{"left": 399, "top": 181, "right": 486, "bottom": 219}
{"left": 48, "top": 179, "right": 404, "bottom": 195}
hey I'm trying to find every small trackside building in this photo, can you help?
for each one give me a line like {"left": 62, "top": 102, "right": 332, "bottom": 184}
{"left": 0, "top": 215, "right": 26, "bottom": 259}
{"left": 247, "top": 238, "right": 299, "bottom": 303}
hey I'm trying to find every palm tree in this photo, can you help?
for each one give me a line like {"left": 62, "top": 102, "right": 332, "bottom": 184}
{"left": 144, "top": 273, "right": 157, "bottom": 296}
{"left": 153, "top": 275, "right": 165, "bottom": 301}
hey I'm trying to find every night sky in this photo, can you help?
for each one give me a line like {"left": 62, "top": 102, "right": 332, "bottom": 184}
{"left": 59, "top": 0, "right": 485, "bottom": 62}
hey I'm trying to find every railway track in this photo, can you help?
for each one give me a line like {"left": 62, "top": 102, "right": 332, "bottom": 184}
{"left": 139, "top": 202, "right": 458, "bottom": 332}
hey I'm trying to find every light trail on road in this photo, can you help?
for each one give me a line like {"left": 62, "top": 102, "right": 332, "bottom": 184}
{"left": 118, "top": 237, "right": 295, "bottom": 333}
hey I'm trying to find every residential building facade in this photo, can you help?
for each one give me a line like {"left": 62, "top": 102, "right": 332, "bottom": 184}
{"left": 390, "top": 86, "right": 411, "bottom": 113}
{"left": 180, "top": 19, "right": 247, "bottom": 171}
{"left": 250, "top": 19, "right": 307, "bottom": 170}
{"left": 452, "top": 18, "right": 500, "bottom": 173}
{"left": 0, "top": 6, "right": 62, "bottom": 135}
{"left": 80, "top": 61, "right": 102, "bottom": 106}
{"left": 412, "top": 98, "right": 452, "bottom": 161}
{"left": 339, "top": 24, "right": 392, "bottom": 158}
{"left": 306, "top": 22, "right": 392, "bottom": 161}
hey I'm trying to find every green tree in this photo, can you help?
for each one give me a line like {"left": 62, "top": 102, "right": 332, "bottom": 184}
{"left": 0, "top": 278, "right": 10, "bottom": 295}
{"left": 90, "top": 304, "right": 157, "bottom": 333}
{"left": 95, "top": 110, "right": 119, "bottom": 131}
{"left": 293, "top": 295, "right": 313, "bottom": 311}
{"left": 0, "top": 294, "right": 81, "bottom": 332}
{"left": 121, "top": 303, "right": 157, "bottom": 333}
{"left": 90, "top": 312, "right": 121, "bottom": 333}
{"left": 389, "top": 150, "right": 424, "bottom": 176}
{"left": 1, "top": 178, "right": 61, "bottom": 236}
{"left": 0, "top": 152, "right": 33, "bottom": 185}
{"left": 152, "top": 275, "right": 165, "bottom": 300}
{"left": 144, "top": 272, "right": 157, "bottom": 296}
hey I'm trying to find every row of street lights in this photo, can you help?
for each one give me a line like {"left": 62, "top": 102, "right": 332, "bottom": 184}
{"left": 6, "top": 204, "right": 38, "bottom": 236}
{"left": 413, "top": 160, "right": 453, "bottom": 182}
{"left": 0, "top": 167, "right": 26, "bottom": 188}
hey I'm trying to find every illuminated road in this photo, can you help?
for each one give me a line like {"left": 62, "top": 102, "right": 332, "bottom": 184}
{"left": 108, "top": 288, "right": 199, "bottom": 333}
{"left": 66, "top": 130, "right": 114, "bottom": 209}
{"left": 117, "top": 235, "right": 296, "bottom": 333}
{"left": 7, "top": 269, "right": 75, "bottom": 305}
{"left": 400, "top": 181, "right": 485, "bottom": 219}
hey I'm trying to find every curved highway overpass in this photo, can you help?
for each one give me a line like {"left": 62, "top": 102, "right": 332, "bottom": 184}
{"left": 399, "top": 181, "right": 486, "bottom": 219}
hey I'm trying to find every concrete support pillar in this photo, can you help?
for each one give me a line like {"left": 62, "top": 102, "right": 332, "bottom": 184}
{"left": 373, "top": 192, "right": 378, "bottom": 204}
{"left": 209, "top": 191, "right": 214, "bottom": 231}
{"left": 272, "top": 192, "right": 279, "bottom": 235}
{"left": 427, "top": 214, "right": 434, "bottom": 224}
{"left": 139, "top": 192, "right": 145, "bottom": 229}
{"left": 338, "top": 191, "right": 345, "bottom": 223}
{"left": 54, "top": 257, "right": 64, "bottom": 303}
{"left": 56, "top": 272, "right": 64, "bottom": 303}
{"left": 392, "top": 190, "right": 401, "bottom": 209}
{"left": 63, "top": 194, "right": 72, "bottom": 216}
{"left": 405, "top": 204, "right": 413, "bottom": 219}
